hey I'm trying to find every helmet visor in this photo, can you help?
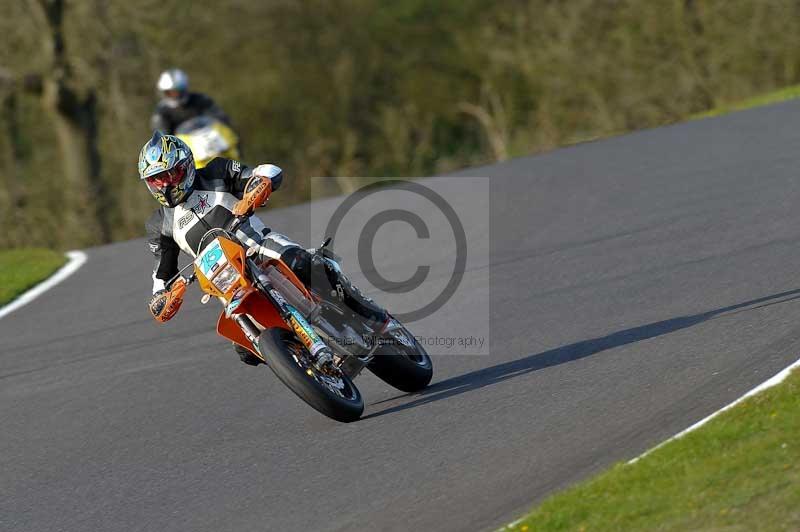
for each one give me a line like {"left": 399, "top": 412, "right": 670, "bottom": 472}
{"left": 145, "top": 164, "right": 187, "bottom": 188}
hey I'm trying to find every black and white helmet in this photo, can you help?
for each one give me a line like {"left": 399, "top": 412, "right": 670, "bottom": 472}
{"left": 156, "top": 68, "right": 189, "bottom": 108}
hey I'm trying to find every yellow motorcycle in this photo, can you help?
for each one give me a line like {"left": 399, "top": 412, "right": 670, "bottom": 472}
{"left": 175, "top": 116, "right": 240, "bottom": 168}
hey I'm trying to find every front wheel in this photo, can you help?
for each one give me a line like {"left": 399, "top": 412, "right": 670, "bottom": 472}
{"left": 368, "top": 324, "right": 433, "bottom": 393}
{"left": 259, "top": 328, "right": 364, "bottom": 422}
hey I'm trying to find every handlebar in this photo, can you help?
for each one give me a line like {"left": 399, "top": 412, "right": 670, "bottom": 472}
{"left": 227, "top": 214, "right": 248, "bottom": 234}
{"left": 165, "top": 263, "right": 196, "bottom": 291}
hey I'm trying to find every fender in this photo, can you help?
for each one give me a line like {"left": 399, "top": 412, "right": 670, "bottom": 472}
{"left": 217, "top": 288, "right": 289, "bottom": 356}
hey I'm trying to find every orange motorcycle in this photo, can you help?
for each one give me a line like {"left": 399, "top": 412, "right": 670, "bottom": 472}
{"left": 165, "top": 216, "right": 432, "bottom": 422}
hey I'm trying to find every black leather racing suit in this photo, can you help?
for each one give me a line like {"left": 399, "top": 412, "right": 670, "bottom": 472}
{"left": 150, "top": 92, "right": 231, "bottom": 135}
{"left": 145, "top": 157, "right": 387, "bottom": 336}
{"left": 145, "top": 157, "right": 300, "bottom": 294}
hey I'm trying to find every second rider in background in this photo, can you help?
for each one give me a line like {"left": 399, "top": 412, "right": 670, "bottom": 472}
{"left": 150, "top": 68, "right": 232, "bottom": 135}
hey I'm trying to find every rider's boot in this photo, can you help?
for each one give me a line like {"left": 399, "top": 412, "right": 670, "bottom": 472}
{"left": 283, "top": 248, "right": 389, "bottom": 330}
{"left": 233, "top": 343, "right": 263, "bottom": 366}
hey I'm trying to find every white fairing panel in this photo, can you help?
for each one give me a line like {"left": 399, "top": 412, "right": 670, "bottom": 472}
{"left": 171, "top": 189, "right": 267, "bottom": 257}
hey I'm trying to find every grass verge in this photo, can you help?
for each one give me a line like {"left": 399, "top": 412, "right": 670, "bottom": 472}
{"left": 692, "top": 84, "right": 800, "bottom": 119}
{"left": 495, "top": 84, "right": 800, "bottom": 531}
{"left": 501, "top": 367, "right": 800, "bottom": 531}
{"left": 0, "top": 249, "right": 67, "bottom": 306}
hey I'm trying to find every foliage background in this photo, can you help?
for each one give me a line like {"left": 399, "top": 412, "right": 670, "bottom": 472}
{"left": 2, "top": 0, "right": 800, "bottom": 249}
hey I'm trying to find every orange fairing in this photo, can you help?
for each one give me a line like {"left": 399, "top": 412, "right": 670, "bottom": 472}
{"left": 194, "top": 234, "right": 317, "bottom": 357}
{"left": 216, "top": 259, "right": 313, "bottom": 355}
{"left": 195, "top": 236, "right": 249, "bottom": 299}
{"left": 217, "top": 289, "right": 288, "bottom": 355}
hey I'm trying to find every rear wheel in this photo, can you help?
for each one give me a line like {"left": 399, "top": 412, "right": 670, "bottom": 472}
{"left": 259, "top": 328, "right": 363, "bottom": 422}
{"left": 368, "top": 324, "right": 433, "bottom": 393}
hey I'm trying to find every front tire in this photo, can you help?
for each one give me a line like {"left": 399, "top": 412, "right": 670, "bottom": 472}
{"left": 368, "top": 325, "right": 433, "bottom": 393}
{"left": 259, "top": 328, "right": 364, "bottom": 422}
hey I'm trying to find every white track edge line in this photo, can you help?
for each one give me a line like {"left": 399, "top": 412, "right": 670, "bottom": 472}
{"left": 496, "top": 356, "right": 800, "bottom": 531}
{"left": 0, "top": 250, "right": 88, "bottom": 320}
{"left": 628, "top": 355, "right": 800, "bottom": 464}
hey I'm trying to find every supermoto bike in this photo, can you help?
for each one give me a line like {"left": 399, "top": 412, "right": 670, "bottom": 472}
{"left": 164, "top": 216, "right": 433, "bottom": 423}
{"left": 175, "top": 115, "right": 240, "bottom": 168}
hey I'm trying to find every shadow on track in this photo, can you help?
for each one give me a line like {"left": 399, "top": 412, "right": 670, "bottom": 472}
{"left": 363, "top": 287, "right": 800, "bottom": 419}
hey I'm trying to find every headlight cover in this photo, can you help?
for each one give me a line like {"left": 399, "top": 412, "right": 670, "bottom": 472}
{"left": 212, "top": 263, "right": 241, "bottom": 293}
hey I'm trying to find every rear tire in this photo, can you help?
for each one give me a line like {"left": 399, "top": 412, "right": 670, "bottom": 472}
{"left": 259, "top": 328, "right": 364, "bottom": 422}
{"left": 368, "top": 326, "right": 433, "bottom": 393}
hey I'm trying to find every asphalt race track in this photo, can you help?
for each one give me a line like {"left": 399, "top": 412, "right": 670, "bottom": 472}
{"left": 5, "top": 102, "right": 800, "bottom": 531}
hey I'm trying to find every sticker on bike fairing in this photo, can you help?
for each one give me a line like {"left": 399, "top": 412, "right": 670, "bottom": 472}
{"left": 225, "top": 288, "right": 247, "bottom": 318}
{"left": 268, "top": 288, "right": 288, "bottom": 308}
{"left": 196, "top": 240, "right": 225, "bottom": 276}
{"left": 286, "top": 305, "right": 327, "bottom": 358}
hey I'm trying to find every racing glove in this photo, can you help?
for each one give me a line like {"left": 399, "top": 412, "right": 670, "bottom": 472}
{"left": 149, "top": 278, "right": 187, "bottom": 323}
{"left": 232, "top": 173, "right": 272, "bottom": 216}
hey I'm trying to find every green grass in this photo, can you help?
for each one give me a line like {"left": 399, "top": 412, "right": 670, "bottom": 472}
{"left": 693, "top": 84, "right": 800, "bottom": 119}
{"left": 501, "top": 368, "right": 800, "bottom": 532}
{"left": 0, "top": 249, "right": 67, "bottom": 306}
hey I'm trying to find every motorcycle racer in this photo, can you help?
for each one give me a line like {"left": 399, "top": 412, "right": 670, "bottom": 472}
{"left": 150, "top": 69, "right": 232, "bottom": 135}
{"left": 140, "top": 131, "right": 388, "bottom": 365}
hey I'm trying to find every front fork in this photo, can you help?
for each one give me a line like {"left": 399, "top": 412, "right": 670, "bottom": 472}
{"left": 235, "top": 314, "right": 262, "bottom": 352}
{"left": 247, "top": 257, "right": 334, "bottom": 368}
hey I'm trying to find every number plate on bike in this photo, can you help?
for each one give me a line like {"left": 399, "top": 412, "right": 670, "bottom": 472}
{"left": 196, "top": 240, "right": 227, "bottom": 277}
